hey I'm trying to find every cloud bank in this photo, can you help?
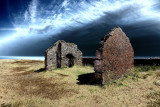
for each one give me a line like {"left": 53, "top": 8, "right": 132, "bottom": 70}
{"left": 0, "top": 0, "right": 160, "bottom": 56}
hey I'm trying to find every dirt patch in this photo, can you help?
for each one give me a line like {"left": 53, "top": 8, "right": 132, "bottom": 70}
{"left": 11, "top": 60, "right": 43, "bottom": 65}
{"left": 14, "top": 70, "right": 35, "bottom": 76}
{"left": 10, "top": 69, "right": 79, "bottom": 100}
{"left": 16, "top": 76, "right": 78, "bottom": 100}
{"left": 21, "top": 71, "right": 35, "bottom": 75}
{"left": 12, "top": 67, "right": 29, "bottom": 72}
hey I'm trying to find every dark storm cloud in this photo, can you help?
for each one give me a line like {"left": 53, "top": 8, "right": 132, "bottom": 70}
{"left": 4, "top": 0, "right": 160, "bottom": 56}
{"left": 0, "top": 0, "right": 160, "bottom": 56}
{"left": 101, "top": 6, "right": 141, "bottom": 25}
{"left": 56, "top": 3, "right": 160, "bottom": 56}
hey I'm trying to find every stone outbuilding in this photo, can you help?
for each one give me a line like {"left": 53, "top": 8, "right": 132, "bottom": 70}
{"left": 45, "top": 40, "right": 82, "bottom": 70}
{"left": 94, "top": 27, "right": 134, "bottom": 84}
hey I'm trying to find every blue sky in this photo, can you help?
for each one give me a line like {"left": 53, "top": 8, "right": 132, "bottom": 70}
{"left": 0, "top": 0, "right": 160, "bottom": 56}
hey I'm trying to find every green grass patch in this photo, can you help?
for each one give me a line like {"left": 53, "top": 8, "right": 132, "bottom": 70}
{"left": 134, "top": 65, "right": 160, "bottom": 72}
{"left": 102, "top": 65, "right": 160, "bottom": 87}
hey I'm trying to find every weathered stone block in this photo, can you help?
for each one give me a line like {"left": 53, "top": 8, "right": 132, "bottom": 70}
{"left": 94, "top": 27, "right": 134, "bottom": 84}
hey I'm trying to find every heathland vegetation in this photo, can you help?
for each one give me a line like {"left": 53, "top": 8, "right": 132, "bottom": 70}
{"left": 0, "top": 59, "right": 160, "bottom": 107}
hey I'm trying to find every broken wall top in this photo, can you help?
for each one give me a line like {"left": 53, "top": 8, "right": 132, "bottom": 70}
{"left": 46, "top": 40, "right": 79, "bottom": 53}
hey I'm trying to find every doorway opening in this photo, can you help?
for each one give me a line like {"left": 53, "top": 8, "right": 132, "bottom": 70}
{"left": 66, "top": 54, "right": 74, "bottom": 67}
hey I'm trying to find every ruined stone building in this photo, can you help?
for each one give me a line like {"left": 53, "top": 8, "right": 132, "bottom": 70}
{"left": 94, "top": 27, "right": 134, "bottom": 84}
{"left": 45, "top": 40, "right": 82, "bottom": 70}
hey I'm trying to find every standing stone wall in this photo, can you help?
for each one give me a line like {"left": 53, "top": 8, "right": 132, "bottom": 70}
{"left": 45, "top": 46, "right": 57, "bottom": 70}
{"left": 61, "top": 41, "right": 82, "bottom": 67}
{"left": 45, "top": 40, "right": 82, "bottom": 70}
{"left": 94, "top": 27, "right": 134, "bottom": 84}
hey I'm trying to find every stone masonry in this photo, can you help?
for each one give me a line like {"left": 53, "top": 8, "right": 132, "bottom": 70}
{"left": 45, "top": 40, "right": 82, "bottom": 70}
{"left": 94, "top": 27, "right": 134, "bottom": 84}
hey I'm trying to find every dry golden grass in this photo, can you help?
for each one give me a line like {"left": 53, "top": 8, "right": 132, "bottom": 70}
{"left": 0, "top": 59, "right": 160, "bottom": 107}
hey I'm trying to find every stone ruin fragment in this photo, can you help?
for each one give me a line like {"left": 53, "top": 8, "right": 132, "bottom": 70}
{"left": 94, "top": 27, "right": 134, "bottom": 84}
{"left": 45, "top": 40, "right": 82, "bottom": 70}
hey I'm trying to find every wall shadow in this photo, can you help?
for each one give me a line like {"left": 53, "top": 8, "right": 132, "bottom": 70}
{"left": 77, "top": 73, "right": 100, "bottom": 85}
{"left": 34, "top": 68, "right": 46, "bottom": 73}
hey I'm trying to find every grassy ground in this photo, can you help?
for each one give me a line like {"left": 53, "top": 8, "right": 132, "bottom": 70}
{"left": 0, "top": 59, "right": 160, "bottom": 107}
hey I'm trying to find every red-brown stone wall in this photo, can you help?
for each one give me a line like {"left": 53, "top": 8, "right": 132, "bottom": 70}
{"left": 94, "top": 27, "right": 134, "bottom": 84}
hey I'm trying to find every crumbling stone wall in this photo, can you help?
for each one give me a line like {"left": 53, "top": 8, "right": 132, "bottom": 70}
{"left": 94, "top": 27, "right": 134, "bottom": 84}
{"left": 45, "top": 40, "right": 82, "bottom": 70}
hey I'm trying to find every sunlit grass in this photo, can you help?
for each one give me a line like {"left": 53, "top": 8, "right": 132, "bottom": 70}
{"left": 48, "top": 65, "right": 94, "bottom": 77}
{"left": 146, "top": 91, "right": 160, "bottom": 107}
{"left": 0, "top": 60, "right": 160, "bottom": 107}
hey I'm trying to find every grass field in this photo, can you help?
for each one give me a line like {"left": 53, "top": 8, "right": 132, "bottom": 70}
{"left": 0, "top": 59, "right": 160, "bottom": 107}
